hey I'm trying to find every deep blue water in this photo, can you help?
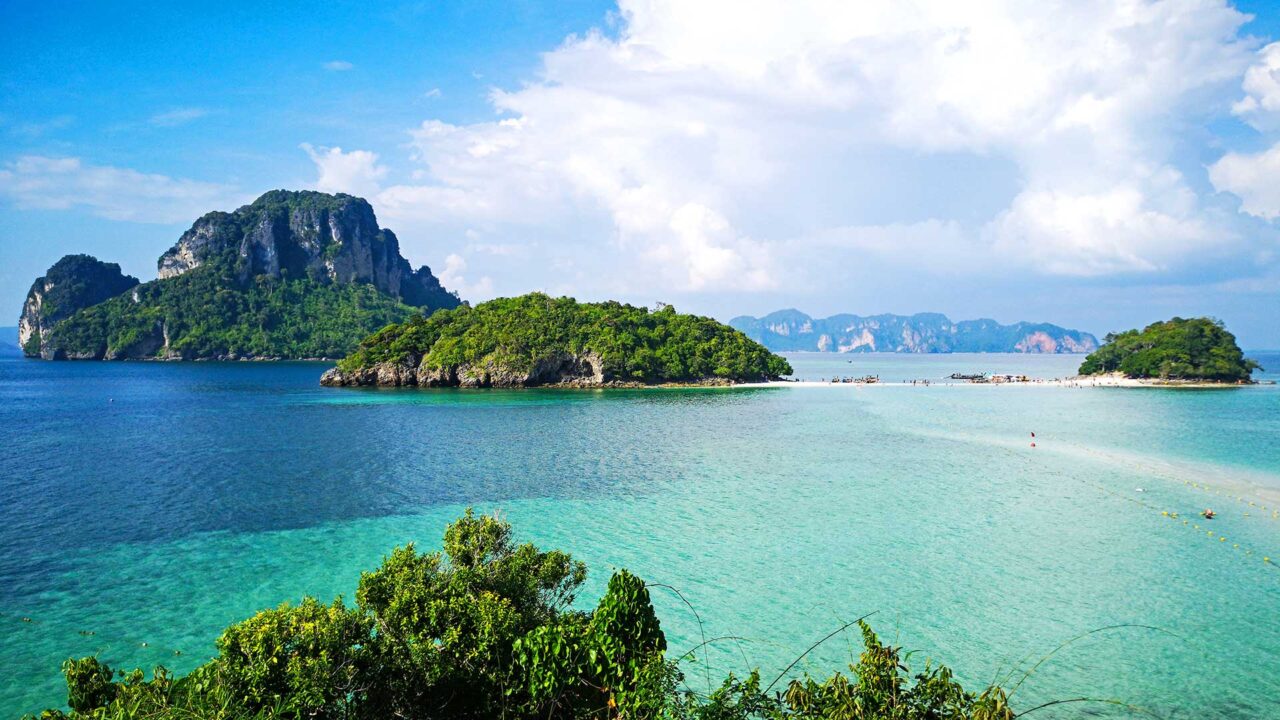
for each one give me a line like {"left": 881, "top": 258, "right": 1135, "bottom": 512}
{"left": 1, "top": 353, "right": 1278, "bottom": 717}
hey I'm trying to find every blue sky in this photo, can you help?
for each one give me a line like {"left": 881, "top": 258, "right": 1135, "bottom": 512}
{"left": 3, "top": 0, "right": 1280, "bottom": 347}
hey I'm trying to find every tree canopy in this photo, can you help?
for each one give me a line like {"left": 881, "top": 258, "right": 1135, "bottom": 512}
{"left": 48, "top": 264, "right": 422, "bottom": 359}
{"left": 336, "top": 293, "right": 794, "bottom": 384}
{"left": 1077, "top": 317, "right": 1259, "bottom": 382}
{"left": 30, "top": 511, "right": 1016, "bottom": 720}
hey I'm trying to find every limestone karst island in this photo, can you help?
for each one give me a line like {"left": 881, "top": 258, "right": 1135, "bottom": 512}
{"left": 20, "top": 191, "right": 458, "bottom": 361}
{"left": 4, "top": 3, "right": 1280, "bottom": 720}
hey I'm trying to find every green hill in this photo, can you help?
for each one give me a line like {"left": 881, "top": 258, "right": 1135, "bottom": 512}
{"left": 20, "top": 191, "right": 459, "bottom": 360}
{"left": 1078, "top": 317, "right": 1259, "bottom": 382}
{"left": 323, "top": 293, "right": 792, "bottom": 387}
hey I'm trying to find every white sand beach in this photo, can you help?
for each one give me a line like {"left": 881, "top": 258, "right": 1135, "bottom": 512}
{"left": 742, "top": 372, "right": 1263, "bottom": 389}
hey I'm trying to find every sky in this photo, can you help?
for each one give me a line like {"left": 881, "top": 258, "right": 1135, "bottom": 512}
{"left": 2, "top": 0, "right": 1279, "bottom": 348}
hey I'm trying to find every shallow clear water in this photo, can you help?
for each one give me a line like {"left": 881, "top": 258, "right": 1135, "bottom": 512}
{"left": 1, "top": 353, "right": 1278, "bottom": 717}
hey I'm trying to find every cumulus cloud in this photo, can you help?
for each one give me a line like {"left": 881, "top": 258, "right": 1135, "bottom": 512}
{"left": 0, "top": 155, "right": 243, "bottom": 223}
{"left": 313, "top": 0, "right": 1271, "bottom": 298}
{"left": 437, "top": 253, "right": 494, "bottom": 298}
{"left": 1209, "top": 142, "right": 1280, "bottom": 220}
{"left": 301, "top": 144, "right": 386, "bottom": 199}
{"left": 985, "top": 185, "right": 1214, "bottom": 275}
{"left": 1232, "top": 41, "right": 1280, "bottom": 129}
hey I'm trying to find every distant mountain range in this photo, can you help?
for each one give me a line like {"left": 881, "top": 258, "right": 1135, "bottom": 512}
{"left": 729, "top": 310, "right": 1098, "bottom": 354}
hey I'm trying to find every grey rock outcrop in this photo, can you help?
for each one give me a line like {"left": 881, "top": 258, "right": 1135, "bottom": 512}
{"left": 157, "top": 190, "right": 457, "bottom": 309}
{"left": 19, "top": 255, "right": 140, "bottom": 358}
{"left": 319, "top": 352, "right": 616, "bottom": 388}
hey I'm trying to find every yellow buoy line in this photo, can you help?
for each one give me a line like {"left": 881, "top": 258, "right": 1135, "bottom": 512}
{"left": 1062, "top": 440, "right": 1278, "bottom": 522}
{"left": 1030, "top": 455, "right": 1279, "bottom": 573}
{"left": 1088, "top": 477, "right": 1274, "bottom": 570}
{"left": 0, "top": 610, "right": 193, "bottom": 659}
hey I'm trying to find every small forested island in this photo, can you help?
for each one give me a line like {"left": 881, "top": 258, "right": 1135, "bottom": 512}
{"left": 1078, "top": 317, "right": 1260, "bottom": 383}
{"left": 321, "top": 294, "right": 792, "bottom": 388}
{"left": 18, "top": 191, "right": 458, "bottom": 360}
{"left": 26, "top": 512, "right": 1018, "bottom": 720}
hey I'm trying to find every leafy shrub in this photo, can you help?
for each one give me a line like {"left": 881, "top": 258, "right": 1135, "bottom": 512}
{"left": 214, "top": 598, "right": 370, "bottom": 717}
{"left": 30, "top": 512, "right": 1013, "bottom": 720}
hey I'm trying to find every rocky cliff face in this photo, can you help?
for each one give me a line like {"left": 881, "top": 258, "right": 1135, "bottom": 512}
{"left": 730, "top": 310, "right": 1098, "bottom": 354}
{"left": 157, "top": 190, "right": 456, "bottom": 309}
{"left": 320, "top": 352, "right": 613, "bottom": 388}
{"left": 18, "top": 190, "right": 460, "bottom": 361}
{"left": 19, "top": 255, "right": 140, "bottom": 358}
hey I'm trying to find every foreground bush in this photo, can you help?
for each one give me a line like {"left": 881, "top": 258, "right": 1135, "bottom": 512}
{"left": 28, "top": 511, "right": 1013, "bottom": 720}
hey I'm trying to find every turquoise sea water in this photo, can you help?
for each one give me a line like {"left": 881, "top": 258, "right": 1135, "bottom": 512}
{"left": 1, "top": 353, "right": 1278, "bottom": 718}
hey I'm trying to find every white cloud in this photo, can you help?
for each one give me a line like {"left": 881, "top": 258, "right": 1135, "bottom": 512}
{"left": 323, "top": 60, "right": 353, "bottom": 71}
{"left": 0, "top": 155, "right": 243, "bottom": 223}
{"left": 424, "top": 88, "right": 442, "bottom": 99}
{"left": 312, "top": 0, "right": 1268, "bottom": 297}
{"left": 1209, "top": 142, "right": 1280, "bottom": 220}
{"left": 1232, "top": 41, "right": 1280, "bottom": 129}
{"left": 437, "top": 253, "right": 494, "bottom": 298}
{"left": 300, "top": 144, "right": 386, "bottom": 199}
{"left": 149, "top": 108, "right": 209, "bottom": 127}
{"left": 985, "top": 185, "right": 1214, "bottom": 275}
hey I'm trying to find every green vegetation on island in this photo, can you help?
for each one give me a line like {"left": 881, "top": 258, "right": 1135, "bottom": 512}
{"left": 19, "top": 255, "right": 140, "bottom": 357}
{"left": 1078, "top": 317, "right": 1260, "bottom": 382}
{"left": 47, "top": 264, "right": 420, "bottom": 360}
{"left": 28, "top": 511, "right": 1018, "bottom": 720}
{"left": 323, "top": 293, "right": 794, "bottom": 387}
{"left": 20, "top": 191, "right": 459, "bottom": 360}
